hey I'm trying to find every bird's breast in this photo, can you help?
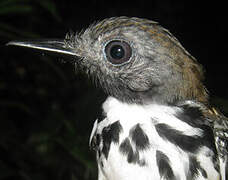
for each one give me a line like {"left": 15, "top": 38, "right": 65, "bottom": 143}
{"left": 89, "top": 97, "right": 220, "bottom": 180}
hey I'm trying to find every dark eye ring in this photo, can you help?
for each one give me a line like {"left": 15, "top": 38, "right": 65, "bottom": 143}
{"left": 104, "top": 40, "right": 132, "bottom": 65}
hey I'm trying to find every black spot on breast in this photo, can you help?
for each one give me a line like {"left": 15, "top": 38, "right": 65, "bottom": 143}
{"left": 156, "top": 123, "right": 212, "bottom": 179}
{"left": 130, "top": 124, "right": 150, "bottom": 150}
{"left": 155, "top": 123, "right": 200, "bottom": 153}
{"left": 176, "top": 105, "right": 204, "bottom": 127}
{"left": 156, "top": 150, "right": 175, "bottom": 179}
{"left": 119, "top": 138, "right": 131, "bottom": 154}
{"left": 119, "top": 138, "right": 146, "bottom": 166}
{"left": 119, "top": 138, "right": 137, "bottom": 163}
{"left": 176, "top": 104, "right": 217, "bottom": 156}
{"left": 102, "top": 121, "right": 123, "bottom": 159}
{"left": 188, "top": 156, "right": 207, "bottom": 179}
{"left": 200, "top": 168, "right": 207, "bottom": 179}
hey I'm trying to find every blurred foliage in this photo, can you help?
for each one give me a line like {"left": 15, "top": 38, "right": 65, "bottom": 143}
{"left": 0, "top": 0, "right": 61, "bottom": 39}
{"left": 0, "top": 0, "right": 105, "bottom": 180}
{"left": 0, "top": 1, "right": 228, "bottom": 180}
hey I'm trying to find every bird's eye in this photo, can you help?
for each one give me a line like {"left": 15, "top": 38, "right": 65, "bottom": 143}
{"left": 104, "top": 40, "right": 132, "bottom": 65}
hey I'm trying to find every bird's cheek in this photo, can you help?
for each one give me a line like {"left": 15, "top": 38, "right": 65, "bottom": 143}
{"left": 126, "top": 77, "right": 152, "bottom": 92}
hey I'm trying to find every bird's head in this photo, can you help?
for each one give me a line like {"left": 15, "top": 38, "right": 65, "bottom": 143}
{"left": 7, "top": 17, "right": 208, "bottom": 105}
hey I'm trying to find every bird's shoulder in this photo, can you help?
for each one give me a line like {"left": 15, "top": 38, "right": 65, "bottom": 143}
{"left": 188, "top": 103, "right": 228, "bottom": 180}
{"left": 206, "top": 107, "right": 228, "bottom": 180}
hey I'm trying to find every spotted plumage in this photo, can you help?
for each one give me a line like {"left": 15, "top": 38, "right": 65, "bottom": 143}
{"left": 7, "top": 16, "right": 228, "bottom": 180}
{"left": 89, "top": 97, "right": 222, "bottom": 180}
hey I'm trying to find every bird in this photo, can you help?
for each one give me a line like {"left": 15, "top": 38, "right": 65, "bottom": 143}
{"left": 7, "top": 16, "right": 228, "bottom": 180}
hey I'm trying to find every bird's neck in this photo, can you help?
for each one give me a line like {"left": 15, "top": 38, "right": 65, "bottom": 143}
{"left": 102, "top": 96, "right": 179, "bottom": 121}
{"left": 101, "top": 96, "right": 209, "bottom": 125}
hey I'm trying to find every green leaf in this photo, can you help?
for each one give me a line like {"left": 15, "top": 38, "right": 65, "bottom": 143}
{"left": 0, "top": 4, "right": 33, "bottom": 15}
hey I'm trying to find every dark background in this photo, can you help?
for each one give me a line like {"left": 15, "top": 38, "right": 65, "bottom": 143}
{"left": 0, "top": 1, "right": 227, "bottom": 180}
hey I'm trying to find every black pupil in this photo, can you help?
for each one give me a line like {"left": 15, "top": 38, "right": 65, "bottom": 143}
{"left": 105, "top": 40, "right": 132, "bottom": 65}
{"left": 110, "top": 45, "right": 125, "bottom": 59}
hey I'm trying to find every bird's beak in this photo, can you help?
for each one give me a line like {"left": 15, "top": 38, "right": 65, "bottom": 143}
{"left": 7, "top": 39, "right": 80, "bottom": 63}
